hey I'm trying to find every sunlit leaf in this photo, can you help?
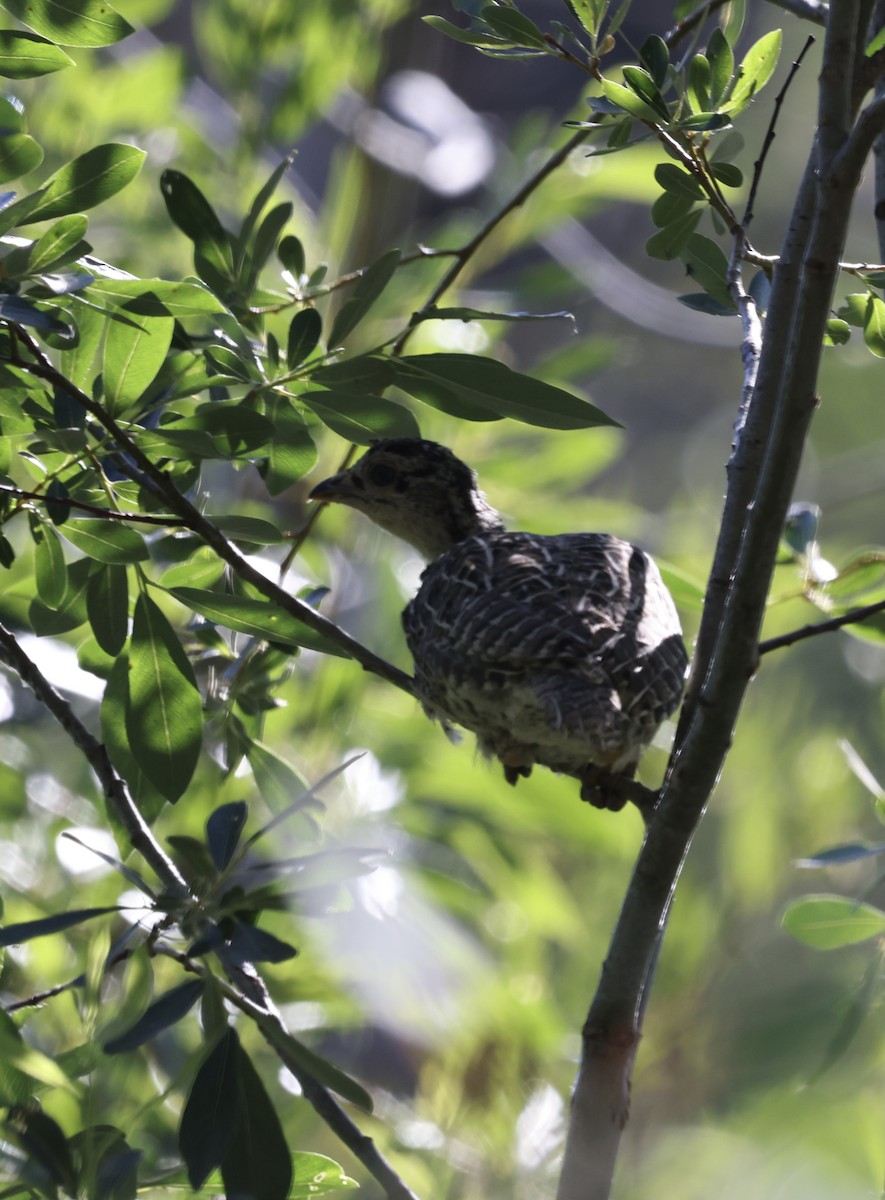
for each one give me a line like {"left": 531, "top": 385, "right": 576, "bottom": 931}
{"left": 0, "top": 0, "right": 134, "bottom": 46}
{"left": 103, "top": 312, "right": 174, "bottom": 412}
{"left": 0, "top": 30, "right": 74, "bottom": 77}
{"left": 60, "top": 520, "right": 148, "bottom": 564}
{"left": 724, "top": 28, "right": 782, "bottom": 115}
{"left": 782, "top": 894, "right": 885, "bottom": 948}
{"left": 13, "top": 144, "right": 145, "bottom": 224}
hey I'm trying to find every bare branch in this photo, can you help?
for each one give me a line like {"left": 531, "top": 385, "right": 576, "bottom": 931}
{"left": 759, "top": 597, "right": 885, "bottom": 653}
{"left": 766, "top": 0, "right": 828, "bottom": 24}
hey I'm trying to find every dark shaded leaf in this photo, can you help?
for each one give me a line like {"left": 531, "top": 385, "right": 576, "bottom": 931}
{"left": 87, "top": 562, "right": 129, "bottom": 656}
{"left": 0, "top": 133, "right": 43, "bottom": 183}
{"left": 393, "top": 354, "right": 618, "bottom": 429}
{"left": 0, "top": 906, "right": 119, "bottom": 947}
{"left": 225, "top": 920, "right": 297, "bottom": 966}
{"left": 160, "top": 169, "right": 233, "bottom": 276}
{"left": 100, "top": 654, "right": 167, "bottom": 824}
{"left": 0, "top": 291, "right": 72, "bottom": 333}
{"left": 301, "top": 388, "right": 420, "bottom": 444}
{"left": 796, "top": 843, "right": 885, "bottom": 868}
{"left": 286, "top": 307, "right": 321, "bottom": 368}
{"left": 179, "top": 1028, "right": 240, "bottom": 1190}
{"left": 327, "top": 248, "right": 400, "bottom": 346}
{"left": 645, "top": 209, "right": 702, "bottom": 260}
{"left": 104, "top": 981, "right": 205, "bottom": 1055}
{"left": 278, "top": 1032, "right": 373, "bottom": 1113}
{"left": 481, "top": 4, "right": 546, "bottom": 47}
{"left": 221, "top": 1041, "right": 292, "bottom": 1200}
{"left": 5, "top": 1105, "right": 77, "bottom": 1194}
{"left": 206, "top": 801, "right": 247, "bottom": 870}
{"left": 260, "top": 395, "right": 317, "bottom": 495}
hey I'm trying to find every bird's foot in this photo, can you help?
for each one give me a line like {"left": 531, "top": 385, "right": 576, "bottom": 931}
{"left": 580, "top": 767, "right": 658, "bottom": 820}
{"left": 503, "top": 762, "right": 533, "bottom": 787}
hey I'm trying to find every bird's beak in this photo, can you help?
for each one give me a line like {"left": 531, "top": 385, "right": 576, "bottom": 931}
{"left": 308, "top": 471, "right": 354, "bottom": 504}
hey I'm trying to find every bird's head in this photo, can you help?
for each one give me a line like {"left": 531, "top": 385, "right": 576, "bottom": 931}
{"left": 309, "top": 438, "right": 504, "bottom": 560}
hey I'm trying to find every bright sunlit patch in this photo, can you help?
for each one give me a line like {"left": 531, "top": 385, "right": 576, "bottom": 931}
{"left": 278, "top": 1066, "right": 304, "bottom": 1097}
{"left": 515, "top": 1083, "right": 564, "bottom": 1170}
{"left": 345, "top": 750, "right": 404, "bottom": 813}
{"left": 356, "top": 865, "right": 404, "bottom": 919}
{"left": 56, "top": 826, "right": 119, "bottom": 877}
{"left": 18, "top": 634, "right": 104, "bottom": 701}
{"left": 0, "top": 673, "right": 14, "bottom": 722}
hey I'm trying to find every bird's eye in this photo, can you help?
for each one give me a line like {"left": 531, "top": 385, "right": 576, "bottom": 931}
{"left": 367, "top": 464, "right": 397, "bottom": 487}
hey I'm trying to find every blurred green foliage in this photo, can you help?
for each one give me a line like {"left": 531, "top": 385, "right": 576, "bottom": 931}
{"left": 0, "top": 1, "right": 884, "bottom": 1198}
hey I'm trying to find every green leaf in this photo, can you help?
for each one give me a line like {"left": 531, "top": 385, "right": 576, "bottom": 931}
{"left": 126, "top": 593, "right": 203, "bottom": 802}
{"left": 286, "top": 307, "right": 321, "bottom": 369}
{"left": 29, "top": 554, "right": 90, "bottom": 634}
{"left": 480, "top": 5, "right": 546, "bottom": 48}
{"left": 0, "top": 906, "right": 119, "bottom": 947}
{"left": 782, "top": 894, "right": 885, "bottom": 949}
{"left": 622, "top": 66, "right": 669, "bottom": 119}
{"left": 707, "top": 27, "right": 735, "bottom": 105}
{"left": 86, "top": 278, "right": 224, "bottom": 316}
{"left": 87, "top": 562, "right": 128, "bottom": 655}
{"left": 277, "top": 1032, "right": 373, "bottom": 1113}
{"left": 837, "top": 293, "right": 869, "bottom": 327}
{"left": 160, "top": 169, "right": 233, "bottom": 275}
{"left": 863, "top": 294, "right": 885, "bottom": 356}
{"left": 0, "top": 1012, "right": 78, "bottom": 1096}
{"left": 168, "top": 587, "right": 351, "bottom": 657}
{"left": 212, "top": 515, "right": 283, "bottom": 545}
{"left": 0, "top": 0, "right": 134, "bottom": 46}
{"left": 682, "top": 233, "right": 734, "bottom": 308}
{"left": 421, "top": 14, "right": 509, "bottom": 48}
{"left": 302, "top": 389, "right": 420, "bottom": 444}
{"left": 221, "top": 1042, "right": 292, "bottom": 1200}
{"left": 100, "top": 653, "right": 167, "bottom": 824}
{"left": 0, "top": 292, "right": 71, "bottom": 332}
{"left": 646, "top": 207, "right": 703, "bottom": 259}
{"left": 710, "top": 161, "right": 743, "bottom": 188}
{"left": 867, "top": 23, "right": 885, "bottom": 56}
{"left": 61, "top": 298, "right": 104, "bottom": 388}
{"left": 411, "top": 305, "right": 575, "bottom": 326}
{"left": 822, "top": 318, "right": 850, "bottom": 345}
{"left": 242, "top": 200, "right": 292, "bottom": 289}
{"left": 311, "top": 355, "right": 395, "bottom": 393}
{"left": 179, "top": 1028, "right": 240, "bottom": 1190}
{"left": 687, "top": 53, "right": 711, "bottom": 113}
{"left": 244, "top": 742, "right": 311, "bottom": 820}
{"left": 809, "top": 952, "right": 883, "bottom": 1083}
{"left": 28, "top": 214, "right": 88, "bottom": 273}
{"left": 394, "top": 354, "right": 617, "bottom": 429}
{"left": 260, "top": 395, "right": 317, "bottom": 496}
{"left": 654, "top": 163, "right": 704, "bottom": 199}
{"left": 34, "top": 521, "right": 67, "bottom": 607}
{"left": 650, "top": 189, "right": 696, "bottom": 228}
{"left": 13, "top": 144, "right": 145, "bottom": 225}
{"left": 277, "top": 234, "right": 304, "bottom": 277}
{"left": 327, "top": 248, "right": 400, "bottom": 346}
{"left": 104, "top": 981, "right": 204, "bottom": 1055}
{"left": 725, "top": 28, "right": 782, "bottom": 115}
{"left": 0, "top": 133, "right": 43, "bottom": 183}
{"left": 60, "top": 519, "right": 148, "bottom": 564}
{"left": 640, "top": 35, "right": 669, "bottom": 88}
{"left": 0, "top": 30, "right": 74, "bottom": 77}
{"left": 290, "top": 1154, "right": 358, "bottom": 1198}
{"left": 601, "top": 79, "right": 665, "bottom": 123}
{"left": 103, "top": 313, "right": 174, "bottom": 412}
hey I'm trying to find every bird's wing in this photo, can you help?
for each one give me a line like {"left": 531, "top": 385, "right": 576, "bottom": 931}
{"left": 404, "top": 531, "right": 673, "bottom": 671}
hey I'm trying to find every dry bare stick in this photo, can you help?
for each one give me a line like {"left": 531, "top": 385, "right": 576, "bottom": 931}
{"left": 556, "top": 7, "right": 885, "bottom": 1199}
{"left": 759, "top": 597, "right": 885, "bottom": 653}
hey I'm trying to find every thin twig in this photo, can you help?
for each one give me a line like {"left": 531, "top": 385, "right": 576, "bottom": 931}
{"left": 664, "top": 0, "right": 730, "bottom": 50}
{"left": 392, "top": 128, "right": 592, "bottom": 354}
{"left": 759, "top": 597, "right": 885, "bottom": 653}
{"left": 0, "top": 622, "right": 187, "bottom": 893}
{"left": 743, "top": 35, "right": 816, "bottom": 229}
{"left": 766, "top": 0, "right": 828, "bottom": 23}
{"left": 0, "top": 485, "right": 187, "bottom": 526}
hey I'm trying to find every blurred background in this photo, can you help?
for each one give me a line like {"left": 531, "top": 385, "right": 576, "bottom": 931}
{"left": 2, "top": 1, "right": 885, "bottom": 1196}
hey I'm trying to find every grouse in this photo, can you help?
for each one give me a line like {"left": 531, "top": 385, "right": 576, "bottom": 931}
{"left": 309, "top": 438, "right": 688, "bottom": 810}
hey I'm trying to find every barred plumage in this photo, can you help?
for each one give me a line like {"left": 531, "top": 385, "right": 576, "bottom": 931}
{"left": 310, "top": 438, "right": 688, "bottom": 808}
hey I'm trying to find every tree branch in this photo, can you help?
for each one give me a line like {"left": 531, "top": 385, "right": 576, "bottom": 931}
{"left": 759, "top": 597, "right": 885, "bottom": 653}
{"left": 0, "top": 484, "right": 187, "bottom": 526}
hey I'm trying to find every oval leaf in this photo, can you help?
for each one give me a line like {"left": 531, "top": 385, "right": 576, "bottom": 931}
{"left": 15, "top": 144, "right": 146, "bottom": 225}
{"left": 206, "top": 801, "right": 247, "bottom": 870}
{"left": 220, "top": 1041, "right": 292, "bottom": 1200}
{"left": 327, "top": 248, "right": 400, "bottom": 347}
{"left": 104, "top": 980, "right": 205, "bottom": 1055}
{"left": 1, "top": 0, "right": 134, "bottom": 46}
{"left": 782, "top": 894, "right": 885, "bottom": 949}
{"left": 302, "top": 389, "right": 420, "bottom": 445}
{"left": 179, "top": 1028, "right": 240, "bottom": 1190}
{"left": 168, "top": 587, "right": 351, "bottom": 658}
{"left": 103, "top": 313, "right": 174, "bottom": 412}
{"left": 0, "top": 30, "right": 74, "bottom": 77}
{"left": 87, "top": 562, "right": 129, "bottom": 655}
{"left": 60, "top": 519, "right": 148, "bottom": 564}
{"left": 126, "top": 593, "right": 203, "bottom": 802}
